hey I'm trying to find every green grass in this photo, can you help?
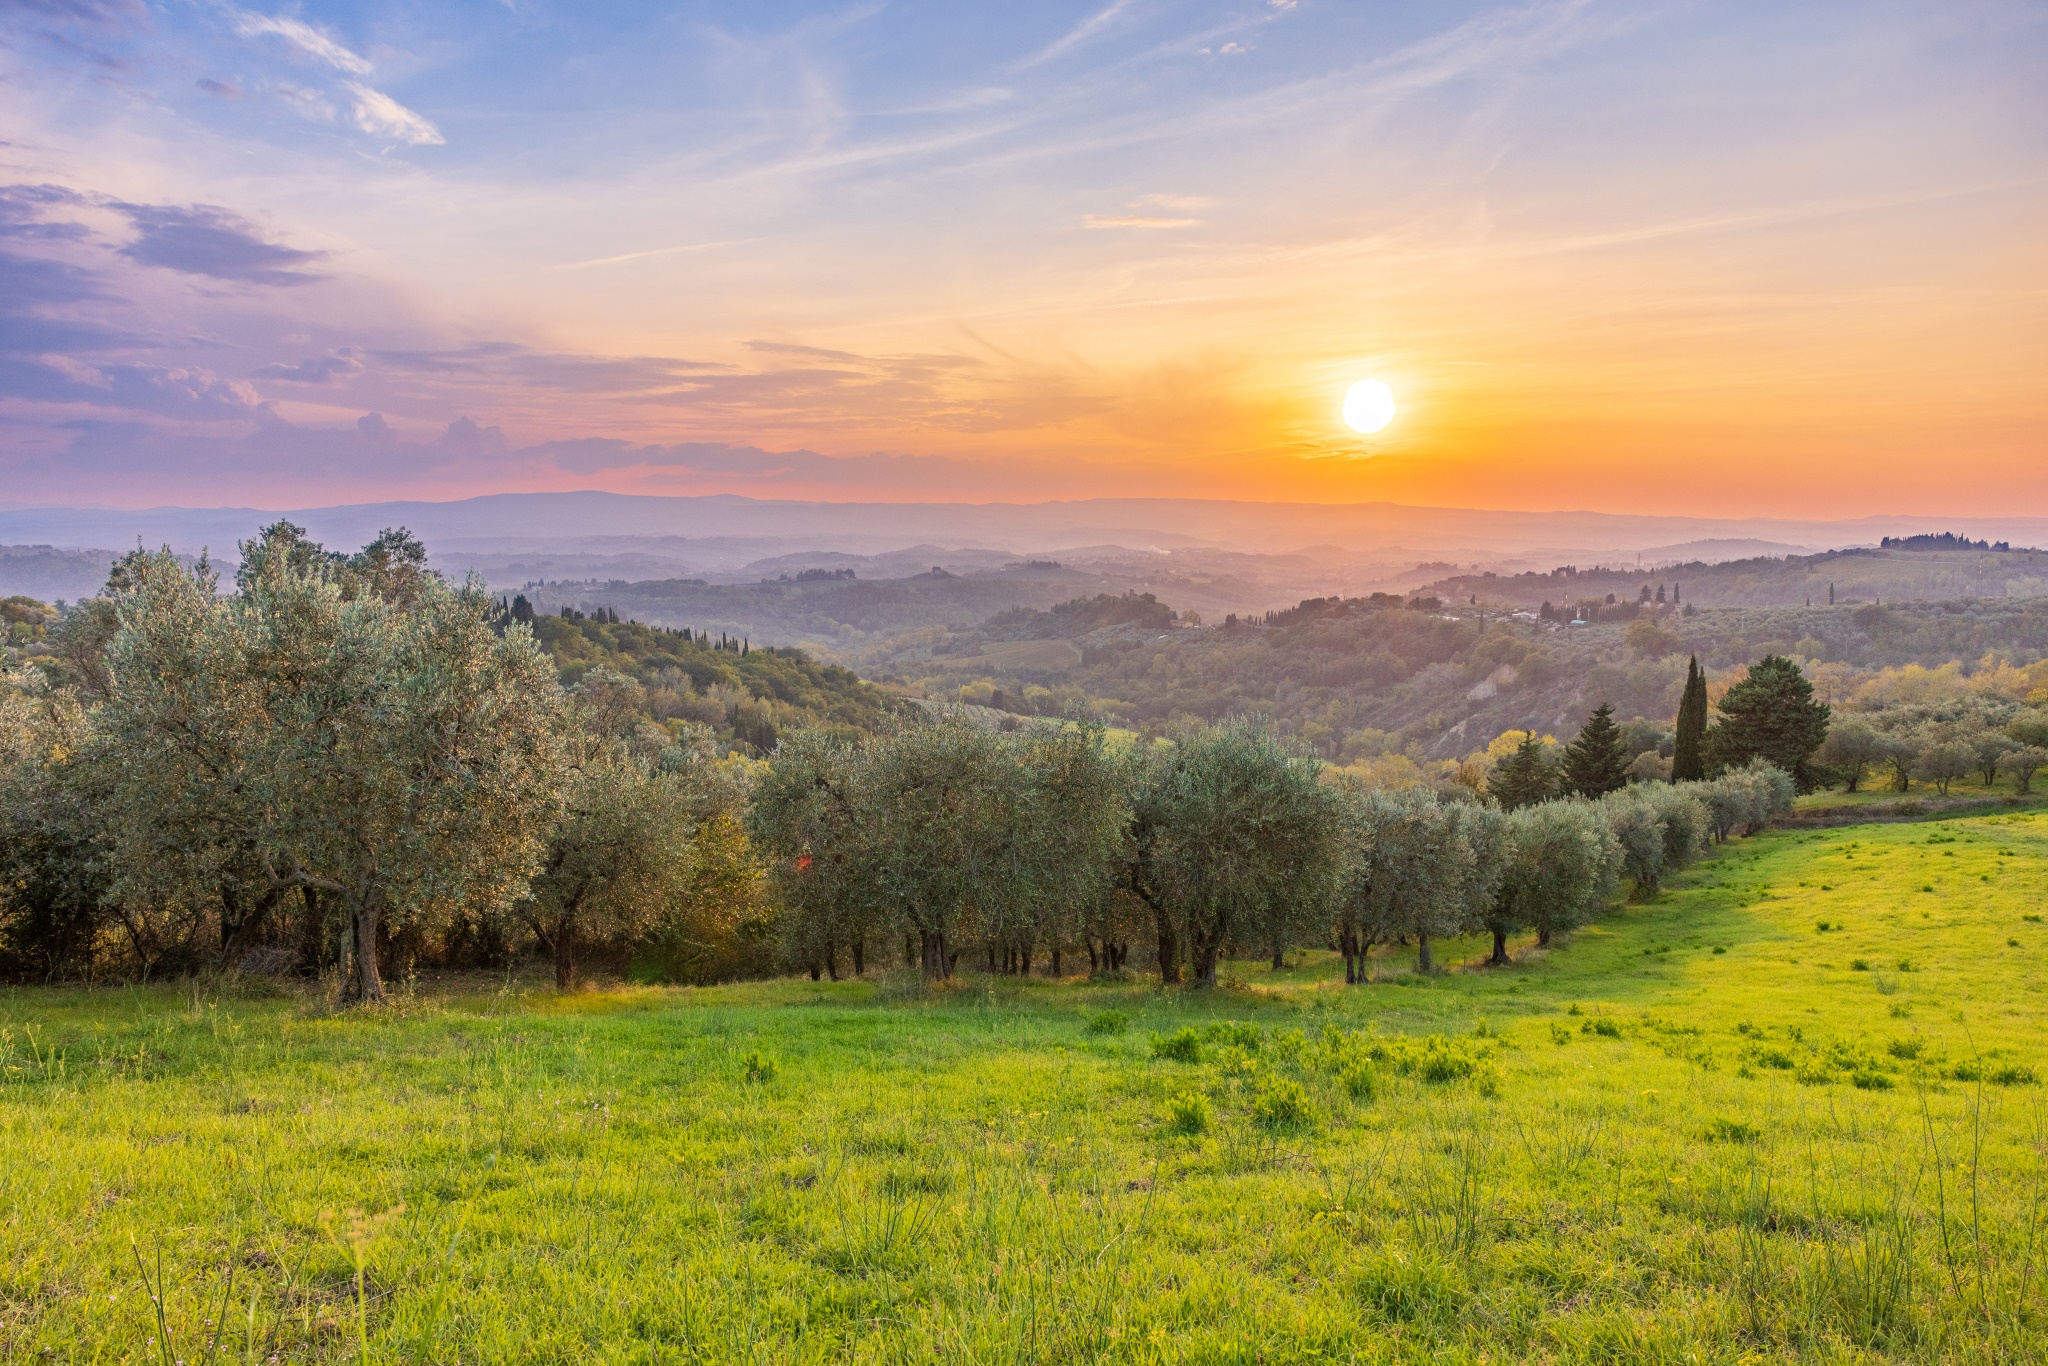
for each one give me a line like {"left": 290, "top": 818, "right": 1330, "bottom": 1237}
{"left": 4, "top": 814, "right": 2048, "bottom": 1362}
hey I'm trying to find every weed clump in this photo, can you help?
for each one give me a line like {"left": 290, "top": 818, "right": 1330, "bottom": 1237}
{"left": 1704, "top": 1118, "right": 1761, "bottom": 1143}
{"left": 1251, "top": 1077, "right": 1314, "bottom": 1132}
{"left": 1163, "top": 1091, "right": 1211, "bottom": 1136}
{"left": 1355, "top": 1247, "right": 1468, "bottom": 1326}
{"left": 742, "top": 1049, "right": 778, "bottom": 1083}
{"left": 1205, "top": 1020, "right": 1262, "bottom": 1050}
{"left": 1339, "top": 1060, "right": 1380, "bottom": 1101}
{"left": 1151, "top": 1027, "right": 1203, "bottom": 1063}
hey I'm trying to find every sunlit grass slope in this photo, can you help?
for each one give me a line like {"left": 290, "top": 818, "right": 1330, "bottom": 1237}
{"left": 3, "top": 814, "right": 2046, "bottom": 1363}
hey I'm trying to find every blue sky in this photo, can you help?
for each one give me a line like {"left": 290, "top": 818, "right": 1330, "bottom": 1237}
{"left": 3, "top": 1, "right": 2044, "bottom": 512}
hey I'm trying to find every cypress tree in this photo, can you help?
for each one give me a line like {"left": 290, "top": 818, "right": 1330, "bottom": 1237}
{"left": 1672, "top": 655, "right": 1708, "bottom": 782}
{"left": 1561, "top": 703, "right": 1630, "bottom": 798}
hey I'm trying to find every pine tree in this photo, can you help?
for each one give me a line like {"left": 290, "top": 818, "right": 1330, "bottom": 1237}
{"left": 1561, "top": 703, "right": 1630, "bottom": 798}
{"left": 1489, "top": 733, "right": 1556, "bottom": 810}
{"left": 1703, "top": 654, "right": 1832, "bottom": 792}
{"left": 1671, "top": 655, "right": 1707, "bottom": 782}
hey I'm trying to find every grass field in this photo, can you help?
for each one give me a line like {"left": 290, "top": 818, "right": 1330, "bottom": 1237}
{"left": 4, "top": 813, "right": 2047, "bottom": 1363}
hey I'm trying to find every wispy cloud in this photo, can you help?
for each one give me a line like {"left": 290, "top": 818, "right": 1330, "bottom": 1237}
{"left": 1018, "top": 0, "right": 1140, "bottom": 69}
{"left": 225, "top": 8, "right": 373, "bottom": 75}
{"left": 1084, "top": 214, "right": 1199, "bottom": 229}
{"left": 549, "top": 240, "right": 747, "bottom": 271}
{"left": 345, "top": 83, "right": 445, "bottom": 145}
{"left": 253, "top": 351, "right": 362, "bottom": 383}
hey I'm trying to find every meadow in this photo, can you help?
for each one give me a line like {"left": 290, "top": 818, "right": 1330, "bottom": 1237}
{"left": 4, "top": 812, "right": 2046, "bottom": 1364}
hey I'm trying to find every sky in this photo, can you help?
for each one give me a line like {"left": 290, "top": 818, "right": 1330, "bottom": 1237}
{"left": 2, "top": 0, "right": 2044, "bottom": 515}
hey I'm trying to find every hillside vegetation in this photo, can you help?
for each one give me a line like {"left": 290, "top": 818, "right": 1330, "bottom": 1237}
{"left": 865, "top": 592, "right": 2048, "bottom": 767}
{"left": 1426, "top": 540, "right": 2048, "bottom": 612}
{"left": 4, "top": 810, "right": 2043, "bottom": 1362}
{"left": 523, "top": 611, "right": 900, "bottom": 750}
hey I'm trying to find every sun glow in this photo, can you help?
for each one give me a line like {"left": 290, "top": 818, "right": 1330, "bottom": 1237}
{"left": 1342, "top": 379, "right": 1397, "bottom": 434}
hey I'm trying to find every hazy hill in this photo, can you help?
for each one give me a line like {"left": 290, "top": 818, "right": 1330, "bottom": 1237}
{"left": 857, "top": 591, "right": 2048, "bottom": 762}
{"left": 516, "top": 563, "right": 1168, "bottom": 649}
{"left": 511, "top": 548, "right": 1444, "bottom": 651}
{"left": 1429, "top": 543, "right": 2048, "bottom": 612}
{"left": 0, "top": 545, "right": 127, "bottom": 604}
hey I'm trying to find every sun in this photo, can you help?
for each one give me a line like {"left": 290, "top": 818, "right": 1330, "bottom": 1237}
{"left": 1342, "top": 378, "right": 1396, "bottom": 434}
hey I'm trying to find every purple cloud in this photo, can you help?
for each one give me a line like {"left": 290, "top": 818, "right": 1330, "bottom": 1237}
{"left": 114, "top": 203, "right": 326, "bottom": 285}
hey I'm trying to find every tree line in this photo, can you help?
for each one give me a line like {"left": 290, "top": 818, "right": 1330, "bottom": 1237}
{"left": 748, "top": 714, "right": 1794, "bottom": 985}
{"left": 0, "top": 525, "right": 1805, "bottom": 992}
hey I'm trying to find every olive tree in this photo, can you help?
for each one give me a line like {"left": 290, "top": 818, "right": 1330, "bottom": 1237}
{"left": 1136, "top": 720, "right": 1341, "bottom": 986}
{"left": 87, "top": 549, "right": 276, "bottom": 962}
{"left": 1335, "top": 789, "right": 1504, "bottom": 976}
{"left": 747, "top": 729, "right": 881, "bottom": 979}
{"left": 2000, "top": 745, "right": 2048, "bottom": 795}
{"left": 857, "top": 718, "right": 1038, "bottom": 979}
{"left": 1486, "top": 800, "right": 1622, "bottom": 959}
{"left": 0, "top": 668, "right": 112, "bottom": 979}
{"left": 1598, "top": 784, "right": 1706, "bottom": 899}
{"left": 96, "top": 530, "right": 567, "bottom": 1001}
{"left": 1007, "top": 722, "right": 1128, "bottom": 977}
{"left": 519, "top": 670, "right": 700, "bottom": 989}
{"left": 1914, "top": 742, "right": 1973, "bottom": 797}
{"left": 1818, "top": 719, "right": 1885, "bottom": 793}
{"left": 1969, "top": 729, "right": 2016, "bottom": 787}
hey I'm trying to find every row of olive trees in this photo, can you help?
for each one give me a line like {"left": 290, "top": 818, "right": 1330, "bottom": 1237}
{"left": 0, "top": 525, "right": 748, "bottom": 995}
{"left": 1820, "top": 712, "right": 2048, "bottom": 796}
{"left": 1334, "top": 761, "right": 1789, "bottom": 978}
{"left": 749, "top": 709, "right": 1799, "bottom": 985}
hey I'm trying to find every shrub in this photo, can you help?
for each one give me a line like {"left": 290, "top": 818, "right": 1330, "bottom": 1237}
{"left": 1151, "top": 1027, "right": 1203, "bottom": 1063}
{"left": 1582, "top": 1017, "right": 1622, "bottom": 1039}
{"left": 1085, "top": 1009, "right": 1129, "bottom": 1035}
{"left": 742, "top": 1050, "right": 778, "bottom": 1084}
{"left": 1163, "top": 1091, "right": 1211, "bottom": 1135}
{"left": 1251, "top": 1077, "right": 1315, "bottom": 1132}
{"left": 1886, "top": 1038, "right": 1923, "bottom": 1060}
{"left": 1850, "top": 1070, "right": 1895, "bottom": 1090}
{"left": 1989, "top": 1064, "right": 2038, "bottom": 1087}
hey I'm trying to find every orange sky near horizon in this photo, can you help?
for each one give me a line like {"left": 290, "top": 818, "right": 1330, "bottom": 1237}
{"left": 3, "top": 1, "right": 2044, "bottom": 515}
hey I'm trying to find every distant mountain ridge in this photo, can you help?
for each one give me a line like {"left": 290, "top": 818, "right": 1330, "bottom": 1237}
{"left": 7, "top": 491, "right": 2048, "bottom": 570}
